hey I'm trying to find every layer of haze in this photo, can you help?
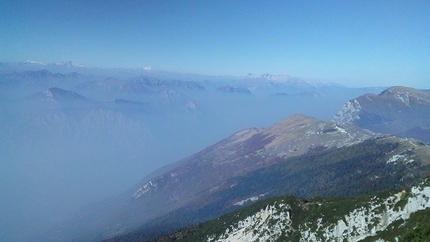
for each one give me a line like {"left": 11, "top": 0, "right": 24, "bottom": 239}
{"left": 1, "top": 0, "right": 430, "bottom": 88}
{"left": 1, "top": 1, "right": 430, "bottom": 241}
{"left": 0, "top": 67, "right": 384, "bottom": 241}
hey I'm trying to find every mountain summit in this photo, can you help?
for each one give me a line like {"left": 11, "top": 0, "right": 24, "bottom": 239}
{"left": 332, "top": 86, "right": 430, "bottom": 142}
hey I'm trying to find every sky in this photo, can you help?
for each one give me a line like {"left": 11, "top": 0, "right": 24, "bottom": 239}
{"left": 1, "top": 0, "right": 430, "bottom": 88}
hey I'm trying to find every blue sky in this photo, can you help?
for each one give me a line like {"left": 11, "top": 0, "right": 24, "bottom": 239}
{"left": 1, "top": 0, "right": 430, "bottom": 87}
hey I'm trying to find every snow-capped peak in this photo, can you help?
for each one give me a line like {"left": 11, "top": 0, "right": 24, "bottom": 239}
{"left": 240, "top": 73, "right": 334, "bottom": 88}
{"left": 22, "top": 60, "right": 48, "bottom": 65}
{"left": 142, "top": 66, "right": 154, "bottom": 71}
{"left": 54, "top": 61, "right": 87, "bottom": 68}
{"left": 243, "top": 73, "right": 298, "bottom": 83}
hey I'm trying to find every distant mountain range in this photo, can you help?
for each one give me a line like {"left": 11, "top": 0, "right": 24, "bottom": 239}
{"left": 0, "top": 61, "right": 381, "bottom": 95}
{"left": 0, "top": 61, "right": 236, "bottom": 82}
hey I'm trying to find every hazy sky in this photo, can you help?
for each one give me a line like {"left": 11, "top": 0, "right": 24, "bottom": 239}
{"left": 1, "top": 0, "right": 430, "bottom": 87}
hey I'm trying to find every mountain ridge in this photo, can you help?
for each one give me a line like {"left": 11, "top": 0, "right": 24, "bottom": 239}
{"left": 332, "top": 86, "right": 430, "bottom": 143}
{"left": 53, "top": 114, "right": 430, "bottom": 241}
{"left": 130, "top": 114, "right": 376, "bottom": 194}
{"left": 105, "top": 134, "right": 430, "bottom": 241}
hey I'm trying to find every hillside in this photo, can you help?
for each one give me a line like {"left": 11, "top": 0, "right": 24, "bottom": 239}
{"left": 153, "top": 177, "right": 430, "bottom": 242}
{"left": 52, "top": 114, "right": 381, "bottom": 240}
{"left": 332, "top": 86, "right": 430, "bottom": 143}
{"left": 101, "top": 131, "right": 430, "bottom": 241}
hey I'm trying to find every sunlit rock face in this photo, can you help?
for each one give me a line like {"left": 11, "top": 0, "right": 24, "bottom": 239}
{"left": 203, "top": 178, "right": 430, "bottom": 242}
{"left": 299, "top": 184, "right": 430, "bottom": 242}
{"left": 332, "top": 99, "right": 362, "bottom": 124}
{"left": 207, "top": 203, "right": 293, "bottom": 242}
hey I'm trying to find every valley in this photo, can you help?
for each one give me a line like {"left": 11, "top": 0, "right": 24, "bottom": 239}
{"left": 1, "top": 63, "right": 430, "bottom": 242}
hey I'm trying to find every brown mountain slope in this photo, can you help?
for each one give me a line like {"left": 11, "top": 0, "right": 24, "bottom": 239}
{"left": 106, "top": 134, "right": 430, "bottom": 242}
{"left": 53, "top": 114, "right": 376, "bottom": 241}
{"left": 128, "top": 114, "right": 375, "bottom": 206}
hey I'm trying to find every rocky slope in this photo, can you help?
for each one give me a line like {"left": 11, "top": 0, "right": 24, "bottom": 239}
{"left": 332, "top": 86, "right": 430, "bottom": 142}
{"left": 158, "top": 177, "right": 430, "bottom": 242}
